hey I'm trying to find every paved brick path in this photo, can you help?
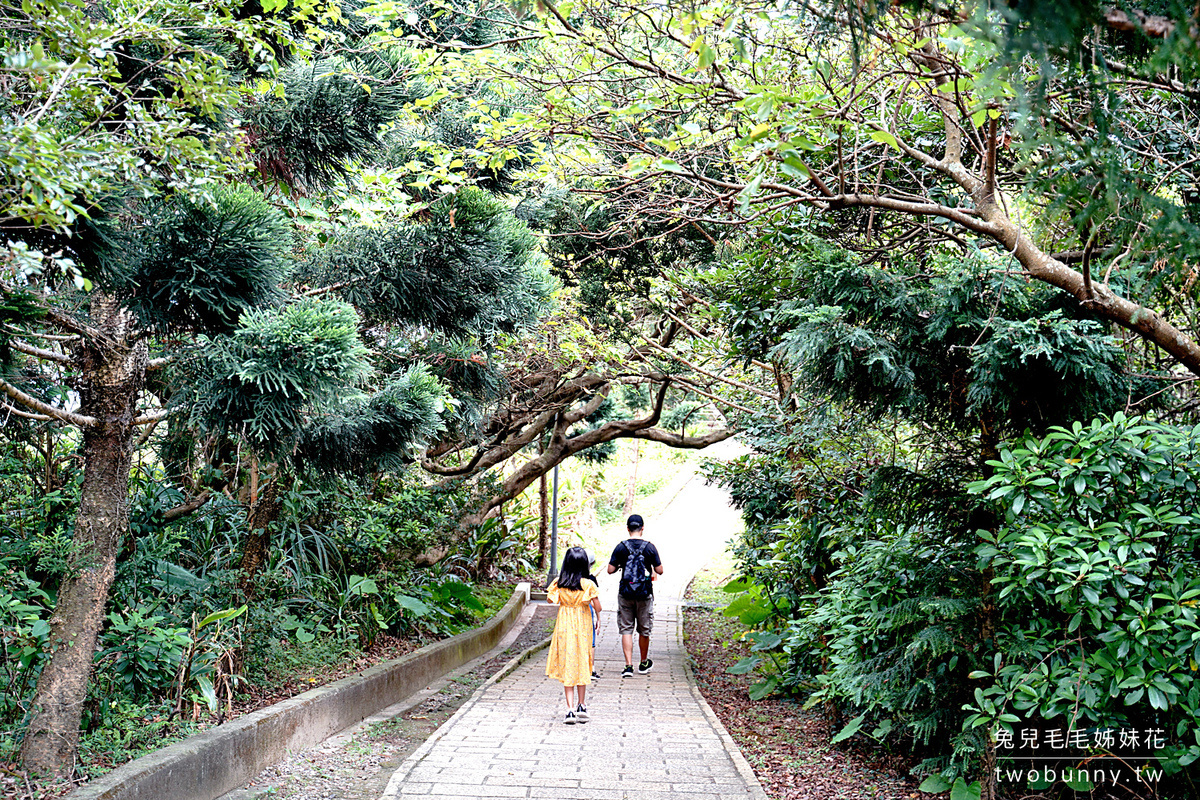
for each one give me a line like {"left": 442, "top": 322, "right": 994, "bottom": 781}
{"left": 382, "top": 450, "right": 768, "bottom": 800}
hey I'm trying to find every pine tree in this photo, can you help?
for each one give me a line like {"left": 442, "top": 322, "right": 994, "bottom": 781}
{"left": 0, "top": 0, "right": 551, "bottom": 777}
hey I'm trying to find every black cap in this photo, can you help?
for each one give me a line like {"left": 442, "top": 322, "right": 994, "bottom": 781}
{"left": 626, "top": 514, "right": 644, "bottom": 530}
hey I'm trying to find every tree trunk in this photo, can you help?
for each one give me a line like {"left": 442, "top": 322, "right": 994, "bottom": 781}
{"left": 238, "top": 474, "right": 284, "bottom": 599}
{"left": 20, "top": 305, "right": 145, "bottom": 779}
{"left": 538, "top": 471, "right": 549, "bottom": 570}
{"left": 623, "top": 441, "right": 640, "bottom": 516}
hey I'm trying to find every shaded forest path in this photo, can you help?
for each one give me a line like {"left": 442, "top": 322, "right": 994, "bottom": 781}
{"left": 382, "top": 441, "right": 766, "bottom": 800}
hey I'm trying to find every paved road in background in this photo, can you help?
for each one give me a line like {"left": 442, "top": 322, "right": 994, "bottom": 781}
{"left": 381, "top": 440, "right": 765, "bottom": 800}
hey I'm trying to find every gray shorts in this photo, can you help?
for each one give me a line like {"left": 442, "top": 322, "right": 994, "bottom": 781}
{"left": 617, "top": 594, "right": 654, "bottom": 636}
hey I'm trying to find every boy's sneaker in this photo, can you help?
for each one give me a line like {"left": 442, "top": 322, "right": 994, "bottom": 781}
{"left": 621, "top": 665, "right": 634, "bottom": 678}
{"left": 564, "top": 711, "right": 577, "bottom": 725}
{"left": 638, "top": 659, "right": 654, "bottom": 674}
{"left": 575, "top": 703, "right": 589, "bottom": 722}
{"left": 592, "top": 670, "right": 600, "bottom": 680}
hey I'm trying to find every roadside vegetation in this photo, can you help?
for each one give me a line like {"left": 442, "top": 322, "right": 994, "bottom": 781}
{"left": 6, "top": 0, "right": 1200, "bottom": 798}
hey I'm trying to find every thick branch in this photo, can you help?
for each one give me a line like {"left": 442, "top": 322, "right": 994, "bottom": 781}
{"left": 161, "top": 491, "right": 213, "bottom": 523}
{"left": 630, "top": 426, "right": 735, "bottom": 448}
{"left": 1104, "top": 7, "right": 1177, "bottom": 37}
{"left": 2, "top": 401, "right": 53, "bottom": 421}
{"left": 132, "top": 409, "right": 169, "bottom": 425}
{"left": 990, "top": 217, "right": 1200, "bottom": 375}
{"left": 466, "top": 380, "right": 673, "bottom": 524}
{"left": 422, "top": 407, "right": 560, "bottom": 477}
{"left": 671, "top": 376, "right": 758, "bottom": 415}
{"left": 0, "top": 377, "right": 96, "bottom": 427}
{"left": 9, "top": 339, "right": 73, "bottom": 365}
{"left": 0, "top": 278, "right": 115, "bottom": 345}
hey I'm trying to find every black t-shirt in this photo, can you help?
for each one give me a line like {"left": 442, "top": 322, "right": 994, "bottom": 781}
{"left": 608, "top": 539, "right": 662, "bottom": 593}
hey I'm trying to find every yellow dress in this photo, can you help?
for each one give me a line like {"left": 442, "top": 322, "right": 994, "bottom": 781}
{"left": 545, "top": 578, "right": 598, "bottom": 686}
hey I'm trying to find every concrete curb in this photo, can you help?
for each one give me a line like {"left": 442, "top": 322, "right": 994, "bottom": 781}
{"left": 380, "top": 633, "right": 554, "bottom": 800}
{"left": 68, "top": 583, "right": 532, "bottom": 800}
{"left": 677, "top": 606, "right": 772, "bottom": 800}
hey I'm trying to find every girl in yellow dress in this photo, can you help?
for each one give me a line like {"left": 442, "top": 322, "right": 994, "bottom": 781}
{"left": 546, "top": 547, "right": 602, "bottom": 724}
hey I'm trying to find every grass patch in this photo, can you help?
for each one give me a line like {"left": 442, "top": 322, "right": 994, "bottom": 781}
{"left": 635, "top": 475, "right": 668, "bottom": 497}
{"left": 687, "top": 547, "right": 738, "bottom": 606}
{"left": 470, "top": 583, "right": 517, "bottom": 623}
{"left": 76, "top": 701, "right": 202, "bottom": 779}
{"left": 594, "top": 494, "right": 623, "bottom": 526}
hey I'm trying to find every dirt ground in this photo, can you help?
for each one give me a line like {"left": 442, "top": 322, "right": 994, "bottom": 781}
{"left": 683, "top": 568, "right": 925, "bottom": 800}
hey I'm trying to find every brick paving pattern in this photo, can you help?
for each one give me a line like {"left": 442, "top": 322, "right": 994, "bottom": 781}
{"left": 383, "top": 448, "right": 767, "bottom": 800}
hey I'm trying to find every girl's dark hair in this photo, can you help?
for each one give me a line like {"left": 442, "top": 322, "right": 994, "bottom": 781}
{"left": 557, "top": 547, "right": 589, "bottom": 591}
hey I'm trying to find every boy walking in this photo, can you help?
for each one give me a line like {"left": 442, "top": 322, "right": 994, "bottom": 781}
{"left": 607, "top": 514, "right": 663, "bottom": 677}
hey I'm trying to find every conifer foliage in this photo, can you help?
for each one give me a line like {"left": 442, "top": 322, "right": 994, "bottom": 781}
{"left": 0, "top": 0, "right": 553, "bottom": 778}
{"left": 115, "top": 186, "right": 291, "bottom": 333}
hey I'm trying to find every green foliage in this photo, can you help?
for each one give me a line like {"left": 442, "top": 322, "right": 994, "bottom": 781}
{"left": 309, "top": 573, "right": 388, "bottom": 646}
{"left": 784, "top": 523, "right": 987, "bottom": 760}
{"left": 75, "top": 699, "right": 199, "bottom": 779}
{"left": 518, "top": 187, "right": 714, "bottom": 323}
{"left": 415, "top": 337, "right": 509, "bottom": 436}
{"left": 394, "top": 0, "right": 509, "bottom": 48}
{"left": 569, "top": 395, "right": 619, "bottom": 464}
{"left": 450, "top": 515, "right": 537, "bottom": 581}
{"left": 183, "top": 297, "right": 372, "bottom": 448}
{"left": 174, "top": 605, "right": 246, "bottom": 716}
{"left": 246, "top": 53, "right": 424, "bottom": 191}
{"left": 387, "top": 577, "right": 484, "bottom": 637}
{"left": 294, "top": 364, "right": 449, "bottom": 474}
{"left": 969, "top": 413, "right": 1200, "bottom": 777}
{"left": 96, "top": 609, "right": 191, "bottom": 703}
{"left": 384, "top": 87, "right": 536, "bottom": 197}
{"left": 302, "top": 187, "right": 553, "bottom": 340}
{"left": 703, "top": 450, "right": 796, "bottom": 533}
{"left": 0, "top": 288, "right": 47, "bottom": 367}
{"left": 0, "top": 559, "right": 52, "bottom": 730}
{"left": 659, "top": 400, "right": 706, "bottom": 434}
{"left": 0, "top": 0, "right": 271, "bottom": 236}
{"left": 718, "top": 231, "right": 1135, "bottom": 437}
{"left": 707, "top": 400, "right": 995, "bottom": 777}
{"left": 328, "top": 477, "right": 455, "bottom": 573}
{"left": 112, "top": 186, "right": 291, "bottom": 333}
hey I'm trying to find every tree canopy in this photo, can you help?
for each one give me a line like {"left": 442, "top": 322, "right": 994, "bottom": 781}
{"left": 8, "top": 0, "right": 1200, "bottom": 796}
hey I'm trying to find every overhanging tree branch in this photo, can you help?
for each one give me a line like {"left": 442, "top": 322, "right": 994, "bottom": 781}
{"left": 0, "top": 377, "right": 96, "bottom": 427}
{"left": 8, "top": 339, "right": 73, "bottom": 365}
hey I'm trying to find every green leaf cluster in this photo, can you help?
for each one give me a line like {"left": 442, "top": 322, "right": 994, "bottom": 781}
{"left": 110, "top": 185, "right": 291, "bottom": 333}
{"left": 302, "top": 187, "right": 552, "bottom": 339}
{"left": 182, "top": 297, "right": 372, "bottom": 448}
{"left": 968, "top": 413, "right": 1200, "bottom": 774}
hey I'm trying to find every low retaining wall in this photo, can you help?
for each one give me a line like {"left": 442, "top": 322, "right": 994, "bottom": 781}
{"left": 69, "top": 582, "right": 531, "bottom": 800}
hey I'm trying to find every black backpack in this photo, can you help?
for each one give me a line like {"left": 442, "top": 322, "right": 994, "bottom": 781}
{"left": 619, "top": 540, "right": 653, "bottom": 600}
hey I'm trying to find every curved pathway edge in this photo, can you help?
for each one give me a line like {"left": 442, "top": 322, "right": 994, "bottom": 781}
{"left": 379, "top": 451, "right": 769, "bottom": 800}
{"left": 68, "top": 583, "right": 532, "bottom": 800}
{"left": 676, "top": 612, "right": 770, "bottom": 800}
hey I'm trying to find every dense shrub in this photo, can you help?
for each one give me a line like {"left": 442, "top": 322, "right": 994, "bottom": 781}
{"left": 718, "top": 413, "right": 1200, "bottom": 796}
{"left": 969, "top": 414, "right": 1200, "bottom": 778}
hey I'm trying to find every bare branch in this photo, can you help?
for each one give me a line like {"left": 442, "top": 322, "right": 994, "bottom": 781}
{"left": 161, "top": 491, "right": 214, "bottom": 523}
{"left": 133, "top": 409, "right": 169, "bottom": 425}
{"left": 630, "top": 323, "right": 777, "bottom": 401}
{"left": 8, "top": 339, "right": 73, "bottom": 365}
{"left": 0, "top": 377, "right": 96, "bottom": 427}
{"left": 2, "top": 401, "right": 53, "bottom": 422}
{"left": 630, "top": 426, "right": 735, "bottom": 448}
